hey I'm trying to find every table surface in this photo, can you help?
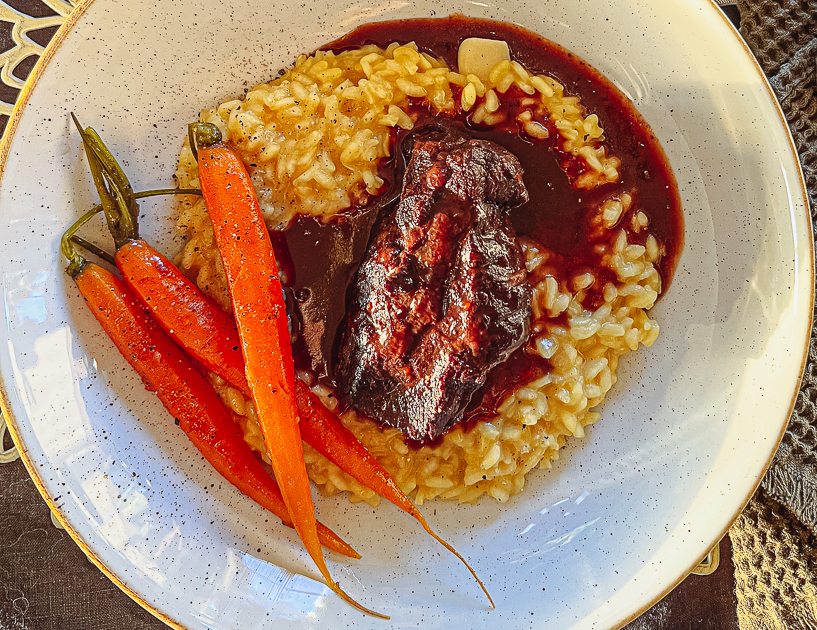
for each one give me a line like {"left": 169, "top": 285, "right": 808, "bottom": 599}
{"left": 0, "top": 1, "right": 751, "bottom": 628}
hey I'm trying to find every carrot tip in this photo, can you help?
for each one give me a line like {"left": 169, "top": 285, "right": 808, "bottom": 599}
{"left": 327, "top": 536, "right": 361, "bottom": 560}
{"left": 415, "top": 512, "right": 495, "bottom": 608}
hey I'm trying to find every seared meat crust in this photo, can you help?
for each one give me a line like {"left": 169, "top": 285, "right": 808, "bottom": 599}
{"left": 338, "top": 137, "right": 532, "bottom": 441}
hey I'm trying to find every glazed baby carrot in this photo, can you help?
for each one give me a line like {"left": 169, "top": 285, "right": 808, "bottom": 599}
{"left": 117, "top": 240, "right": 248, "bottom": 389}
{"left": 60, "top": 214, "right": 358, "bottom": 559}
{"left": 190, "top": 122, "right": 385, "bottom": 619}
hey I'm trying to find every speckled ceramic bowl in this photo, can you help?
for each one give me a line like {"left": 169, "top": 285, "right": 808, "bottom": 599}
{"left": 0, "top": 0, "right": 811, "bottom": 628}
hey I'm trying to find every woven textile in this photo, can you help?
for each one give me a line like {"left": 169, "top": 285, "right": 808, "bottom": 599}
{"left": 736, "top": 0, "right": 817, "bottom": 532}
{"left": 731, "top": 489, "right": 817, "bottom": 630}
{"left": 732, "top": 1, "right": 817, "bottom": 628}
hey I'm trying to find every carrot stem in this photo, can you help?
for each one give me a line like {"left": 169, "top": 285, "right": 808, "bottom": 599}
{"left": 72, "top": 114, "right": 130, "bottom": 243}
{"left": 72, "top": 113, "right": 201, "bottom": 246}
{"left": 68, "top": 187, "right": 202, "bottom": 266}
{"left": 61, "top": 207, "right": 102, "bottom": 277}
{"left": 70, "top": 235, "right": 116, "bottom": 266}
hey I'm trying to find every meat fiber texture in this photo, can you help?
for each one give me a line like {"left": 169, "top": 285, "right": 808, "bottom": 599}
{"left": 338, "top": 137, "right": 532, "bottom": 441}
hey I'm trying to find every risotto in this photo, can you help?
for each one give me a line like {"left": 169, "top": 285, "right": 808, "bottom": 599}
{"left": 175, "top": 17, "right": 681, "bottom": 506}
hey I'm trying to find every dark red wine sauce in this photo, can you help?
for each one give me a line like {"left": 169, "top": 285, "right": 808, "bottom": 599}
{"left": 276, "top": 17, "right": 683, "bottom": 437}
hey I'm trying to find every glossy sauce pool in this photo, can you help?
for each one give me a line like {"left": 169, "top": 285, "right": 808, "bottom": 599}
{"left": 275, "top": 17, "right": 683, "bottom": 437}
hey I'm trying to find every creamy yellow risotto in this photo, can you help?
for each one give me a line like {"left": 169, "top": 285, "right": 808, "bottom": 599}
{"left": 174, "top": 41, "right": 664, "bottom": 505}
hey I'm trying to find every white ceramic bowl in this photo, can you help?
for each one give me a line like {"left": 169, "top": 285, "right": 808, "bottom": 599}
{"left": 0, "top": 0, "right": 811, "bottom": 628}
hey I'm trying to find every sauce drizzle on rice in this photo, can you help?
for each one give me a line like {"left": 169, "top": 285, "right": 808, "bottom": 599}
{"left": 175, "top": 16, "right": 683, "bottom": 505}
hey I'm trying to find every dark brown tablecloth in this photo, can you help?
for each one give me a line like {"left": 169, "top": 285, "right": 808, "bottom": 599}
{"left": 0, "top": 1, "right": 813, "bottom": 628}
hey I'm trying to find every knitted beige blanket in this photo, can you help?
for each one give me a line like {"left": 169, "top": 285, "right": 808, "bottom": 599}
{"left": 731, "top": 1, "right": 817, "bottom": 628}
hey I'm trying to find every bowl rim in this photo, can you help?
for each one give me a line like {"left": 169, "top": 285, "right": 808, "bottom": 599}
{"left": 0, "top": 0, "right": 812, "bottom": 628}
{"left": 0, "top": 3, "right": 190, "bottom": 626}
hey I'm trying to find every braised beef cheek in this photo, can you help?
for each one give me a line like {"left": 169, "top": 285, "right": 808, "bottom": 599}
{"left": 337, "top": 137, "right": 532, "bottom": 441}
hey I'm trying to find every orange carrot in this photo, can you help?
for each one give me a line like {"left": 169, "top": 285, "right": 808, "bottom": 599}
{"left": 59, "top": 221, "right": 357, "bottom": 559}
{"left": 191, "top": 122, "right": 385, "bottom": 619}
{"left": 115, "top": 239, "right": 248, "bottom": 390}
